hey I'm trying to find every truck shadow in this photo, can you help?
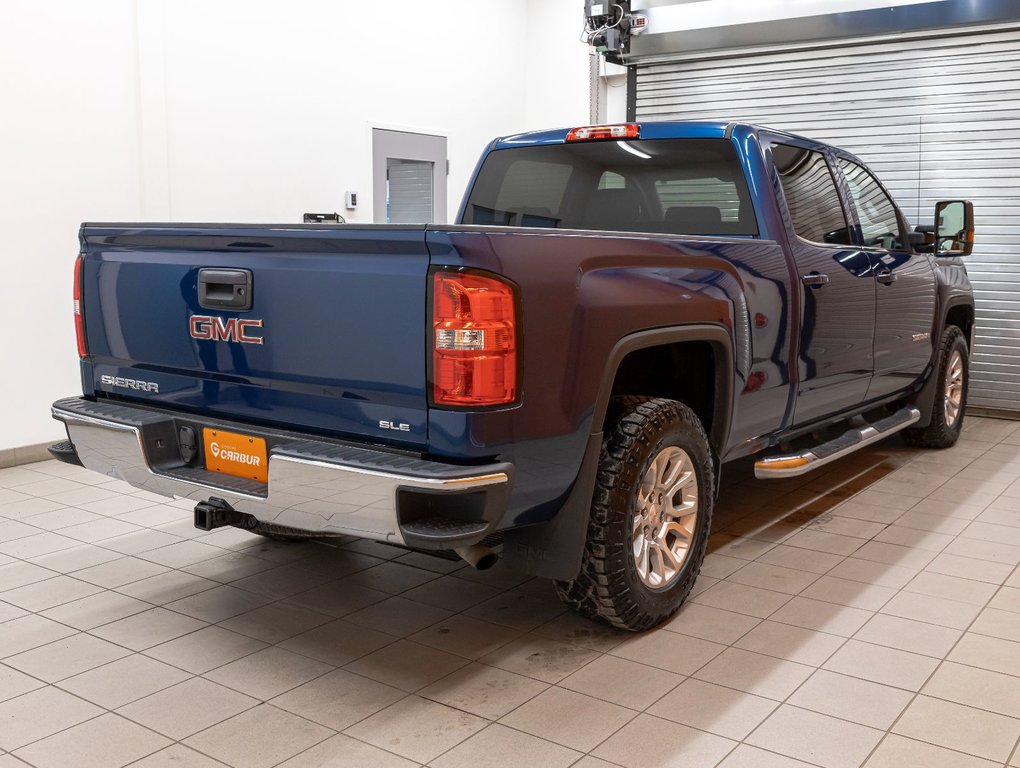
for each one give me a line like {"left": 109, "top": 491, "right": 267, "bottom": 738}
{"left": 254, "top": 420, "right": 1006, "bottom": 744}
{"left": 85, "top": 416, "right": 1008, "bottom": 752}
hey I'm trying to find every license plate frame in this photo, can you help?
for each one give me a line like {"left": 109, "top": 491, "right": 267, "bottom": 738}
{"left": 203, "top": 428, "right": 268, "bottom": 484}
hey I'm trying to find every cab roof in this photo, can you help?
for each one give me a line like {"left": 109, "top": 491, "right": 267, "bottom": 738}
{"left": 491, "top": 120, "right": 822, "bottom": 151}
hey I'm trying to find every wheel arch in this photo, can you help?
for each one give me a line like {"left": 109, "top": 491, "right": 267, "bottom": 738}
{"left": 944, "top": 301, "right": 975, "bottom": 350}
{"left": 591, "top": 325, "right": 735, "bottom": 453}
{"left": 502, "top": 324, "right": 734, "bottom": 582}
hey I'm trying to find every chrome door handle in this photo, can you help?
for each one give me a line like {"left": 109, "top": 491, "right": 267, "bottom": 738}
{"left": 801, "top": 273, "right": 829, "bottom": 287}
{"left": 876, "top": 271, "right": 897, "bottom": 285}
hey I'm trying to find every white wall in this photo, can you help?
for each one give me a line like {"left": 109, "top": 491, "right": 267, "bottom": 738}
{"left": 525, "top": 0, "right": 592, "bottom": 130}
{"left": 0, "top": 0, "right": 589, "bottom": 452}
{"left": 0, "top": 1, "right": 144, "bottom": 452}
{"left": 155, "top": 0, "right": 532, "bottom": 224}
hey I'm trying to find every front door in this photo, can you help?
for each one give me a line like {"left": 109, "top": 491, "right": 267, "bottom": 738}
{"left": 834, "top": 157, "right": 938, "bottom": 399}
{"left": 768, "top": 140, "right": 877, "bottom": 426}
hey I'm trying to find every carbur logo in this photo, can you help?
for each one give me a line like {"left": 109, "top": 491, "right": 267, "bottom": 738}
{"left": 209, "top": 442, "right": 261, "bottom": 467}
{"left": 190, "top": 315, "right": 264, "bottom": 345}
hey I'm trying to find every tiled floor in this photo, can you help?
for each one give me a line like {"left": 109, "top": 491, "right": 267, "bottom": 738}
{"left": 2, "top": 416, "right": 1020, "bottom": 767}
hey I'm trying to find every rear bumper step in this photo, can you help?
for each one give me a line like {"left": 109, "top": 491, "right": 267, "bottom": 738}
{"left": 51, "top": 396, "right": 511, "bottom": 547}
{"left": 754, "top": 406, "right": 921, "bottom": 479}
{"left": 48, "top": 440, "right": 83, "bottom": 467}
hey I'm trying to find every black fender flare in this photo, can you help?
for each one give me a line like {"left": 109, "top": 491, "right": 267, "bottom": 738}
{"left": 940, "top": 296, "right": 976, "bottom": 351}
{"left": 503, "top": 324, "right": 734, "bottom": 581}
{"left": 591, "top": 325, "right": 735, "bottom": 451}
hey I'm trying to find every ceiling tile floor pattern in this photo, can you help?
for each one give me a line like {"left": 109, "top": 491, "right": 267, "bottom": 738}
{"left": 2, "top": 416, "right": 1020, "bottom": 767}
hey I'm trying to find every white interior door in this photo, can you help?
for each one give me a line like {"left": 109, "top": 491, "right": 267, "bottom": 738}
{"left": 372, "top": 129, "right": 447, "bottom": 224}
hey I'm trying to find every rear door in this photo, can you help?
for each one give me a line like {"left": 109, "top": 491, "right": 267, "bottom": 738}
{"left": 766, "top": 138, "right": 878, "bottom": 425}
{"left": 833, "top": 157, "right": 938, "bottom": 399}
{"left": 81, "top": 224, "right": 431, "bottom": 448}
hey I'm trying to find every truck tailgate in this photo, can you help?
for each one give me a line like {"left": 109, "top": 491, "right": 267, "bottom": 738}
{"left": 80, "top": 224, "right": 430, "bottom": 449}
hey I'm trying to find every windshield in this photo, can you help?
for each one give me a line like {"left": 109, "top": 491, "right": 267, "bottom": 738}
{"left": 462, "top": 138, "right": 757, "bottom": 237}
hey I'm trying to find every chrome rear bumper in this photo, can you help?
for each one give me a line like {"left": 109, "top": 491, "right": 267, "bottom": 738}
{"left": 51, "top": 397, "right": 510, "bottom": 546}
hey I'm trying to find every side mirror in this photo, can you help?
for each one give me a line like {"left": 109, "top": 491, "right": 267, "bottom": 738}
{"left": 907, "top": 230, "right": 929, "bottom": 248}
{"left": 934, "top": 200, "right": 974, "bottom": 256}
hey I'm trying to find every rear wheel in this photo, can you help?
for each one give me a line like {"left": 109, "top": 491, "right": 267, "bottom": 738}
{"left": 555, "top": 397, "right": 715, "bottom": 631}
{"left": 903, "top": 325, "right": 968, "bottom": 449}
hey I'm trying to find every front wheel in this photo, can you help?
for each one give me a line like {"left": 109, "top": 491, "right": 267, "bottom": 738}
{"left": 555, "top": 397, "right": 715, "bottom": 632}
{"left": 903, "top": 325, "right": 969, "bottom": 449}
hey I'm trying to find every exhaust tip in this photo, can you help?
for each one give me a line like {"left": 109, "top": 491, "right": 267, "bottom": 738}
{"left": 474, "top": 551, "right": 499, "bottom": 571}
{"left": 454, "top": 544, "right": 499, "bottom": 571}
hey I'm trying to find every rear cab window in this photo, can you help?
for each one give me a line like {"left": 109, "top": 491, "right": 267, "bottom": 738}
{"left": 463, "top": 139, "right": 758, "bottom": 237}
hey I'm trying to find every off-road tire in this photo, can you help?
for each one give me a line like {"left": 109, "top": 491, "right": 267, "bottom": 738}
{"left": 555, "top": 397, "right": 715, "bottom": 632}
{"left": 903, "top": 325, "right": 968, "bottom": 449}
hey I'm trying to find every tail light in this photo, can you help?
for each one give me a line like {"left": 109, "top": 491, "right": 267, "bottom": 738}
{"left": 73, "top": 255, "right": 87, "bottom": 358}
{"left": 566, "top": 123, "right": 640, "bottom": 142}
{"left": 432, "top": 271, "right": 518, "bottom": 407}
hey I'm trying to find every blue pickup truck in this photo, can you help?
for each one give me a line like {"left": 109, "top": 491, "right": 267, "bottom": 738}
{"left": 51, "top": 121, "right": 975, "bottom": 630}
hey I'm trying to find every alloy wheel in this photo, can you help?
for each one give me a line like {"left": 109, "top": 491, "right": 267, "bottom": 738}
{"left": 944, "top": 348, "right": 964, "bottom": 428}
{"left": 632, "top": 446, "right": 699, "bottom": 589}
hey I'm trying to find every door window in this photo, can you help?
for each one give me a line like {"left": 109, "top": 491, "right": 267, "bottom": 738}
{"left": 838, "top": 159, "right": 906, "bottom": 250}
{"left": 494, "top": 159, "right": 573, "bottom": 222}
{"left": 598, "top": 171, "right": 627, "bottom": 189}
{"left": 386, "top": 159, "right": 434, "bottom": 224}
{"left": 772, "top": 144, "right": 851, "bottom": 246}
{"left": 654, "top": 177, "right": 745, "bottom": 227}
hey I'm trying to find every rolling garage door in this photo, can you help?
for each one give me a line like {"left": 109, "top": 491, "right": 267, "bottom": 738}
{"left": 635, "top": 27, "right": 1020, "bottom": 412}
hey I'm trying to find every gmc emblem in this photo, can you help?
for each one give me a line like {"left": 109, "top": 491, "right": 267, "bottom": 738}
{"left": 190, "top": 315, "right": 264, "bottom": 345}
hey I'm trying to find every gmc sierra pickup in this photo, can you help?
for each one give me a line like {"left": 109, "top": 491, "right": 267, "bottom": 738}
{"left": 51, "top": 121, "right": 976, "bottom": 630}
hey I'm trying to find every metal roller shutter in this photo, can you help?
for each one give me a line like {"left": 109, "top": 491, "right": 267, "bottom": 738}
{"left": 635, "top": 27, "right": 1020, "bottom": 412}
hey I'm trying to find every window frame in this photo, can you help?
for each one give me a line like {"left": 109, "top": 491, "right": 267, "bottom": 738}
{"left": 766, "top": 138, "right": 855, "bottom": 250}
{"left": 831, "top": 154, "right": 912, "bottom": 254}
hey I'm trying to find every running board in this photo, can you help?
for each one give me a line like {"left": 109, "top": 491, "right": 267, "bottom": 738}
{"left": 754, "top": 407, "right": 921, "bottom": 479}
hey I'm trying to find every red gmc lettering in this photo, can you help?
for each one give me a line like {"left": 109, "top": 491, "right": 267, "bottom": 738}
{"left": 237, "top": 319, "right": 264, "bottom": 344}
{"left": 189, "top": 315, "right": 264, "bottom": 345}
{"left": 189, "top": 315, "right": 212, "bottom": 340}
{"left": 211, "top": 317, "right": 235, "bottom": 342}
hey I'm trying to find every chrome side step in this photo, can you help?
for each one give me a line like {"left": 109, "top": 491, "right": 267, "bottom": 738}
{"left": 754, "top": 407, "right": 921, "bottom": 479}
